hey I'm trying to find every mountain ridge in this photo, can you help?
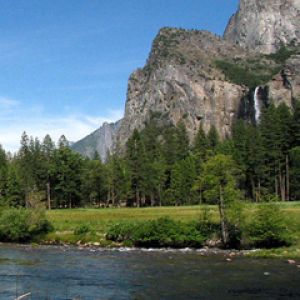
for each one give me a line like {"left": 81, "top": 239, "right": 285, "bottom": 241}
{"left": 71, "top": 119, "right": 122, "bottom": 161}
{"left": 72, "top": 0, "right": 300, "bottom": 158}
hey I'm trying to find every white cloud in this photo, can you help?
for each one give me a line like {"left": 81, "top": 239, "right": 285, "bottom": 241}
{"left": 0, "top": 105, "right": 123, "bottom": 153}
{"left": 0, "top": 97, "right": 20, "bottom": 108}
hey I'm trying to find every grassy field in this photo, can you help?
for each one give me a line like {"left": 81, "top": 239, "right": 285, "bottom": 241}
{"left": 45, "top": 202, "right": 300, "bottom": 258}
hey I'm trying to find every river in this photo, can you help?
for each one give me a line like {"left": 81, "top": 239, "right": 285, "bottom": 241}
{"left": 0, "top": 244, "right": 299, "bottom": 299}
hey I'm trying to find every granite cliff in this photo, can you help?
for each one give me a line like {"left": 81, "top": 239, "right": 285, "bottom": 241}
{"left": 267, "top": 54, "right": 300, "bottom": 107}
{"left": 115, "top": 28, "right": 249, "bottom": 147}
{"left": 73, "top": 0, "right": 300, "bottom": 158}
{"left": 115, "top": 28, "right": 300, "bottom": 148}
{"left": 71, "top": 120, "right": 122, "bottom": 161}
{"left": 224, "top": 0, "right": 300, "bottom": 54}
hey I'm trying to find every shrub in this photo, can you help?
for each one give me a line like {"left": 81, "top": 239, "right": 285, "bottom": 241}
{"left": 0, "top": 208, "right": 52, "bottom": 242}
{"left": 226, "top": 223, "right": 243, "bottom": 249}
{"left": 246, "top": 203, "right": 293, "bottom": 248}
{"left": 196, "top": 207, "right": 220, "bottom": 240}
{"left": 106, "top": 222, "right": 138, "bottom": 242}
{"left": 74, "top": 224, "right": 92, "bottom": 235}
{"left": 215, "top": 60, "right": 275, "bottom": 88}
{"left": 106, "top": 217, "right": 205, "bottom": 248}
{"left": 267, "top": 46, "right": 298, "bottom": 63}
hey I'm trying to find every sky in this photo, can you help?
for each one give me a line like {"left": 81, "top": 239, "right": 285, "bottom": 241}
{"left": 0, "top": 0, "right": 239, "bottom": 152}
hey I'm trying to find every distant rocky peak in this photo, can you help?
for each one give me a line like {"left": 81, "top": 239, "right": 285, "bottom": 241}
{"left": 224, "top": 0, "right": 300, "bottom": 54}
{"left": 71, "top": 119, "right": 122, "bottom": 161}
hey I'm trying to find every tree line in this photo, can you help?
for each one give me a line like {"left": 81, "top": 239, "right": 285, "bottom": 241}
{"left": 0, "top": 101, "right": 299, "bottom": 209}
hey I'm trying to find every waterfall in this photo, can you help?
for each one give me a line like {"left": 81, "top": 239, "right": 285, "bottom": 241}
{"left": 254, "top": 86, "right": 261, "bottom": 123}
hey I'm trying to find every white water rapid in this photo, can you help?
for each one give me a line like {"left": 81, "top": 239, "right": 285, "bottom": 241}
{"left": 254, "top": 86, "right": 261, "bottom": 123}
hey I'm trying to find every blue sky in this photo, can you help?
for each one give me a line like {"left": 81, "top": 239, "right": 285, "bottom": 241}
{"left": 0, "top": 0, "right": 239, "bottom": 152}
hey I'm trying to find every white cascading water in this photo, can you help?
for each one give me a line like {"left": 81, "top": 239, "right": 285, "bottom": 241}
{"left": 254, "top": 86, "right": 261, "bottom": 123}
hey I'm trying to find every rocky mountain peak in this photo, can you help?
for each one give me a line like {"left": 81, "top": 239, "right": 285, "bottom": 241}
{"left": 224, "top": 0, "right": 300, "bottom": 54}
{"left": 71, "top": 119, "right": 122, "bottom": 161}
{"left": 73, "top": 0, "right": 300, "bottom": 158}
{"left": 115, "top": 28, "right": 250, "bottom": 149}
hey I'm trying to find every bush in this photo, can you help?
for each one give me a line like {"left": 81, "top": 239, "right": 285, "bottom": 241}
{"left": 106, "top": 217, "right": 205, "bottom": 248}
{"left": 0, "top": 208, "right": 52, "bottom": 242}
{"left": 246, "top": 204, "right": 293, "bottom": 248}
{"left": 106, "top": 222, "right": 138, "bottom": 242}
{"left": 74, "top": 224, "right": 92, "bottom": 235}
{"left": 226, "top": 223, "right": 243, "bottom": 249}
{"left": 267, "top": 46, "right": 298, "bottom": 63}
{"left": 196, "top": 208, "right": 220, "bottom": 240}
{"left": 215, "top": 60, "right": 280, "bottom": 88}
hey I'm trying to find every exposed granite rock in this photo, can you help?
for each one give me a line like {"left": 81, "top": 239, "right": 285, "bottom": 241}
{"left": 115, "top": 28, "right": 248, "bottom": 147}
{"left": 76, "top": 0, "right": 300, "bottom": 153}
{"left": 224, "top": 0, "right": 300, "bottom": 54}
{"left": 266, "top": 54, "right": 300, "bottom": 107}
{"left": 71, "top": 120, "right": 122, "bottom": 161}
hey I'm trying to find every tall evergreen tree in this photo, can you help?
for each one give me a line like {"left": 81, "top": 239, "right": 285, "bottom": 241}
{"left": 5, "top": 165, "right": 24, "bottom": 207}
{"left": 82, "top": 158, "right": 108, "bottom": 207}
{"left": 0, "top": 145, "right": 8, "bottom": 203}
{"left": 175, "top": 121, "right": 190, "bottom": 160}
{"left": 53, "top": 137, "right": 83, "bottom": 208}
{"left": 207, "top": 125, "right": 219, "bottom": 155}
{"left": 193, "top": 124, "right": 209, "bottom": 171}
{"left": 289, "top": 147, "right": 300, "bottom": 200}
{"left": 276, "top": 103, "right": 292, "bottom": 200}
{"left": 245, "top": 125, "right": 265, "bottom": 201}
{"left": 126, "top": 129, "right": 148, "bottom": 206}
{"left": 170, "top": 155, "right": 196, "bottom": 205}
{"left": 42, "top": 134, "right": 56, "bottom": 209}
{"left": 17, "top": 131, "right": 35, "bottom": 207}
{"left": 259, "top": 105, "right": 282, "bottom": 197}
{"left": 106, "top": 154, "right": 130, "bottom": 206}
{"left": 291, "top": 101, "right": 300, "bottom": 148}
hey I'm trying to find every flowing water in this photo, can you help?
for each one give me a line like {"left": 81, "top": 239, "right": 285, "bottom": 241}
{"left": 254, "top": 86, "right": 261, "bottom": 123}
{"left": 0, "top": 244, "right": 299, "bottom": 300}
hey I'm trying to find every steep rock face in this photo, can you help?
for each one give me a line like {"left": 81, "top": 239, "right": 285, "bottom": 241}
{"left": 266, "top": 55, "right": 300, "bottom": 107}
{"left": 76, "top": 0, "right": 300, "bottom": 152}
{"left": 116, "top": 28, "right": 248, "bottom": 147}
{"left": 71, "top": 120, "right": 122, "bottom": 161}
{"left": 224, "top": 0, "right": 300, "bottom": 54}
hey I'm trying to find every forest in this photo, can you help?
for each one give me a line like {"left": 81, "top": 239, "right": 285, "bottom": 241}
{"left": 0, "top": 101, "right": 299, "bottom": 210}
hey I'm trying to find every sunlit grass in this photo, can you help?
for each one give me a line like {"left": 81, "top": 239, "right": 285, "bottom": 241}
{"left": 46, "top": 206, "right": 213, "bottom": 232}
{"left": 45, "top": 202, "right": 300, "bottom": 257}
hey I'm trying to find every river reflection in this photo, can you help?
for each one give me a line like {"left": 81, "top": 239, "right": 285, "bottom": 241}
{"left": 0, "top": 245, "right": 299, "bottom": 299}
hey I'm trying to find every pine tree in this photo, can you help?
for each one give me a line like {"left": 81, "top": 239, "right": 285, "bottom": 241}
{"left": 259, "top": 105, "right": 282, "bottom": 197}
{"left": 141, "top": 121, "right": 167, "bottom": 206}
{"left": 5, "top": 165, "right": 24, "bottom": 207}
{"left": 176, "top": 121, "right": 190, "bottom": 160}
{"left": 291, "top": 101, "right": 300, "bottom": 148}
{"left": 17, "top": 131, "right": 35, "bottom": 207}
{"left": 82, "top": 158, "right": 108, "bottom": 207}
{"left": 207, "top": 125, "right": 219, "bottom": 155}
{"left": 162, "top": 127, "right": 178, "bottom": 183}
{"left": 170, "top": 155, "right": 196, "bottom": 205}
{"left": 106, "top": 154, "right": 130, "bottom": 206}
{"left": 0, "top": 145, "right": 8, "bottom": 203}
{"left": 145, "top": 155, "right": 166, "bottom": 206}
{"left": 244, "top": 125, "right": 264, "bottom": 201}
{"left": 289, "top": 147, "right": 300, "bottom": 200}
{"left": 232, "top": 120, "right": 248, "bottom": 168}
{"left": 193, "top": 124, "right": 209, "bottom": 171}
{"left": 53, "top": 139, "right": 83, "bottom": 208}
{"left": 42, "top": 134, "right": 56, "bottom": 209}
{"left": 126, "top": 129, "right": 148, "bottom": 206}
{"left": 277, "top": 103, "right": 292, "bottom": 200}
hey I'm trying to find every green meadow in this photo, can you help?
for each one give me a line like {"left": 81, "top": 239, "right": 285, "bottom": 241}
{"left": 45, "top": 202, "right": 300, "bottom": 258}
